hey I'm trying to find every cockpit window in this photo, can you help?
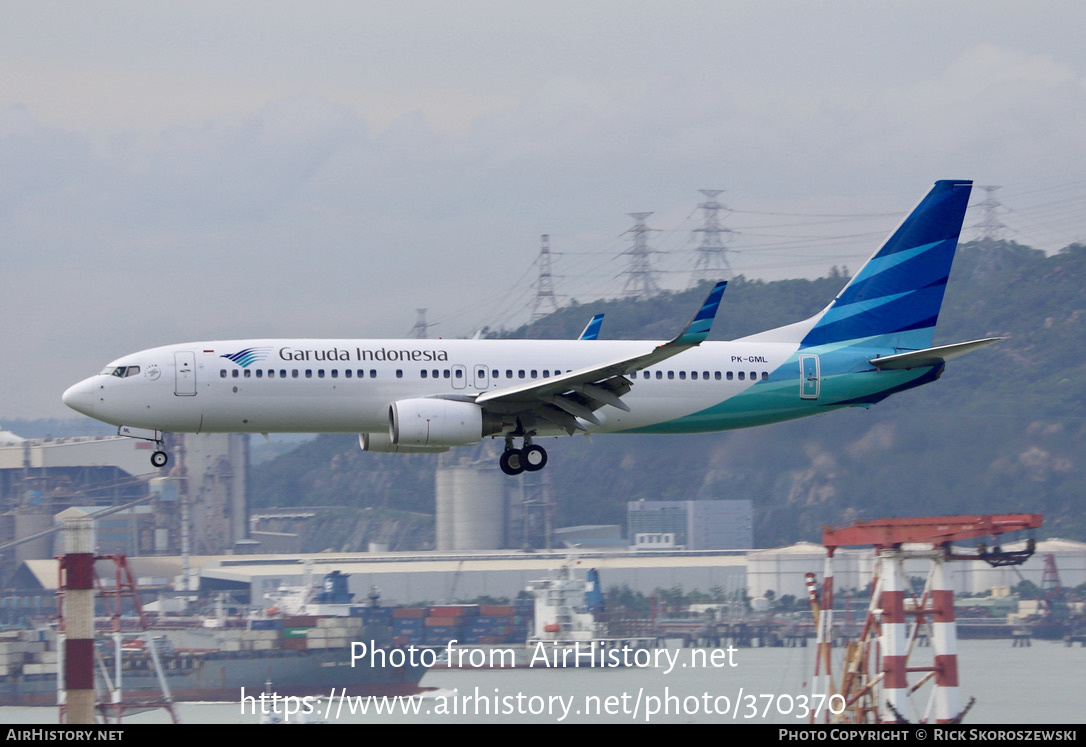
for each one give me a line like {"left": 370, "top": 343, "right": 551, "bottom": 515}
{"left": 100, "top": 366, "right": 140, "bottom": 378}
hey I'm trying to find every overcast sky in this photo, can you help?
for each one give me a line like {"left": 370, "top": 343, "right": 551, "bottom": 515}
{"left": 3, "top": 1, "right": 1086, "bottom": 421}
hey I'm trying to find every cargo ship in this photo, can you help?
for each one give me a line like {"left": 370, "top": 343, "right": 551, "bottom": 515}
{"left": 1, "top": 570, "right": 432, "bottom": 708}
{"left": 438, "top": 557, "right": 659, "bottom": 669}
{"left": 0, "top": 617, "right": 429, "bottom": 707}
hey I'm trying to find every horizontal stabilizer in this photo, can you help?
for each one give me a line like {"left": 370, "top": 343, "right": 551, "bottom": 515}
{"left": 870, "top": 338, "right": 1003, "bottom": 370}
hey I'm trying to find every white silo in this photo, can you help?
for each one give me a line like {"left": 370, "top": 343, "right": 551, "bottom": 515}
{"left": 435, "top": 464, "right": 504, "bottom": 551}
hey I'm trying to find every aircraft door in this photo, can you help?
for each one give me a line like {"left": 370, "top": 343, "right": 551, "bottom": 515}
{"left": 472, "top": 364, "right": 490, "bottom": 390}
{"left": 451, "top": 364, "right": 467, "bottom": 390}
{"left": 175, "top": 351, "right": 197, "bottom": 396}
{"left": 799, "top": 354, "right": 820, "bottom": 400}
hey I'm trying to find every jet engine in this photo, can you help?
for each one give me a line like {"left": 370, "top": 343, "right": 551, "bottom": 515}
{"left": 389, "top": 398, "right": 502, "bottom": 448}
{"left": 359, "top": 432, "right": 449, "bottom": 454}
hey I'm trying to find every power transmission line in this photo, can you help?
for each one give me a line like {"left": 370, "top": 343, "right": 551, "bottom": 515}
{"left": 689, "top": 189, "right": 735, "bottom": 288}
{"left": 619, "top": 212, "right": 664, "bottom": 297}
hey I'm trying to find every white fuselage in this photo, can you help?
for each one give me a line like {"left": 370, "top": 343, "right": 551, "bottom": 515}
{"left": 62, "top": 337, "right": 847, "bottom": 439}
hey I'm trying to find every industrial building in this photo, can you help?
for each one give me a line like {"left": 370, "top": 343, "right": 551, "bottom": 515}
{"left": 10, "top": 538, "right": 1084, "bottom": 618}
{"left": 627, "top": 499, "right": 753, "bottom": 550}
{"left": 0, "top": 431, "right": 249, "bottom": 585}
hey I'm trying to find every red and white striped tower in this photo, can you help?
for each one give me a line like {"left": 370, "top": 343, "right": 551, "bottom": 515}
{"left": 930, "top": 555, "right": 960, "bottom": 722}
{"left": 821, "top": 515, "right": 1043, "bottom": 725}
{"left": 811, "top": 554, "right": 834, "bottom": 720}
{"left": 58, "top": 507, "right": 96, "bottom": 724}
{"left": 878, "top": 550, "right": 908, "bottom": 723}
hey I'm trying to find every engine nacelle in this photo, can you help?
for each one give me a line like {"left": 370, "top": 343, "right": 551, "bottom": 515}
{"left": 359, "top": 432, "right": 449, "bottom": 454}
{"left": 389, "top": 398, "right": 501, "bottom": 448}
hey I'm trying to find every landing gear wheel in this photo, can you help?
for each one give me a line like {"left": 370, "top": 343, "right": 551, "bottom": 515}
{"left": 151, "top": 450, "right": 169, "bottom": 468}
{"left": 523, "top": 444, "right": 548, "bottom": 472}
{"left": 500, "top": 449, "right": 525, "bottom": 476}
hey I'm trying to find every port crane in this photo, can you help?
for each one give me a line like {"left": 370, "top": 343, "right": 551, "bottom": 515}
{"left": 807, "top": 513, "right": 1042, "bottom": 724}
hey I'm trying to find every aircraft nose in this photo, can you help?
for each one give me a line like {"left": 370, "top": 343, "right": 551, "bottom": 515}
{"left": 62, "top": 379, "right": 96, "bottom": 416}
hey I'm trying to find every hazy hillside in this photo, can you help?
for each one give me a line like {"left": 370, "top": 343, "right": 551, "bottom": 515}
{"left": 249, "top": 241, "right": 1086, "bottom": 545}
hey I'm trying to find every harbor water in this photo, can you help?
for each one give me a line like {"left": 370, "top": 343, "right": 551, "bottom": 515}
{"left": 2, "top": 638, "right": 1083, "bottom": 725}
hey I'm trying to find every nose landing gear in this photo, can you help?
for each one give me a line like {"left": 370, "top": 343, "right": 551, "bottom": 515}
{"left": 499, "top": 435, "right": 548, "bottom": 476}
{"left": 116, "top": 426, "right": 170, "bottom": 469}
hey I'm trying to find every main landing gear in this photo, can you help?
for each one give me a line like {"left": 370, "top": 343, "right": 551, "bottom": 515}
{"left": 499, "top": 436, "right": 548, "bottom": 476}
{"left": 151, "top": 449, "right": 169, "bottom": 468}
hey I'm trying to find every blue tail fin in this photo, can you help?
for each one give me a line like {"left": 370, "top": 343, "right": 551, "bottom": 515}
{"left": 578, "top": 314, "right": 605, "bottom": 340}
{"left": 799, "top": 180, "right": 972, "bottom": 350}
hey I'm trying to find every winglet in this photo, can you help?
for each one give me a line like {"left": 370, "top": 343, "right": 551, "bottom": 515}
{"left": 578, "top": 314, "right": 605, "bottom": 341}
{"left": 672, "top": 281, "right": 727, "bottom": 346}
{"left": 476, "top": 282, "right": 725, "bottom": 410}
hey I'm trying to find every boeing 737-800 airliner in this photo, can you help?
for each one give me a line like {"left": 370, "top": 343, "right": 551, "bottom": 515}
{"left": 63, "top": 180, "right": 999, "bottom": 475}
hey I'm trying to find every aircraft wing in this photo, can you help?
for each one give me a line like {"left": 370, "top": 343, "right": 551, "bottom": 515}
{"left": 869, "top": 337, "right": 1003, "bottom": 370}
{"left": 473, "top": 282, "right": 726, "bottom": 430}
